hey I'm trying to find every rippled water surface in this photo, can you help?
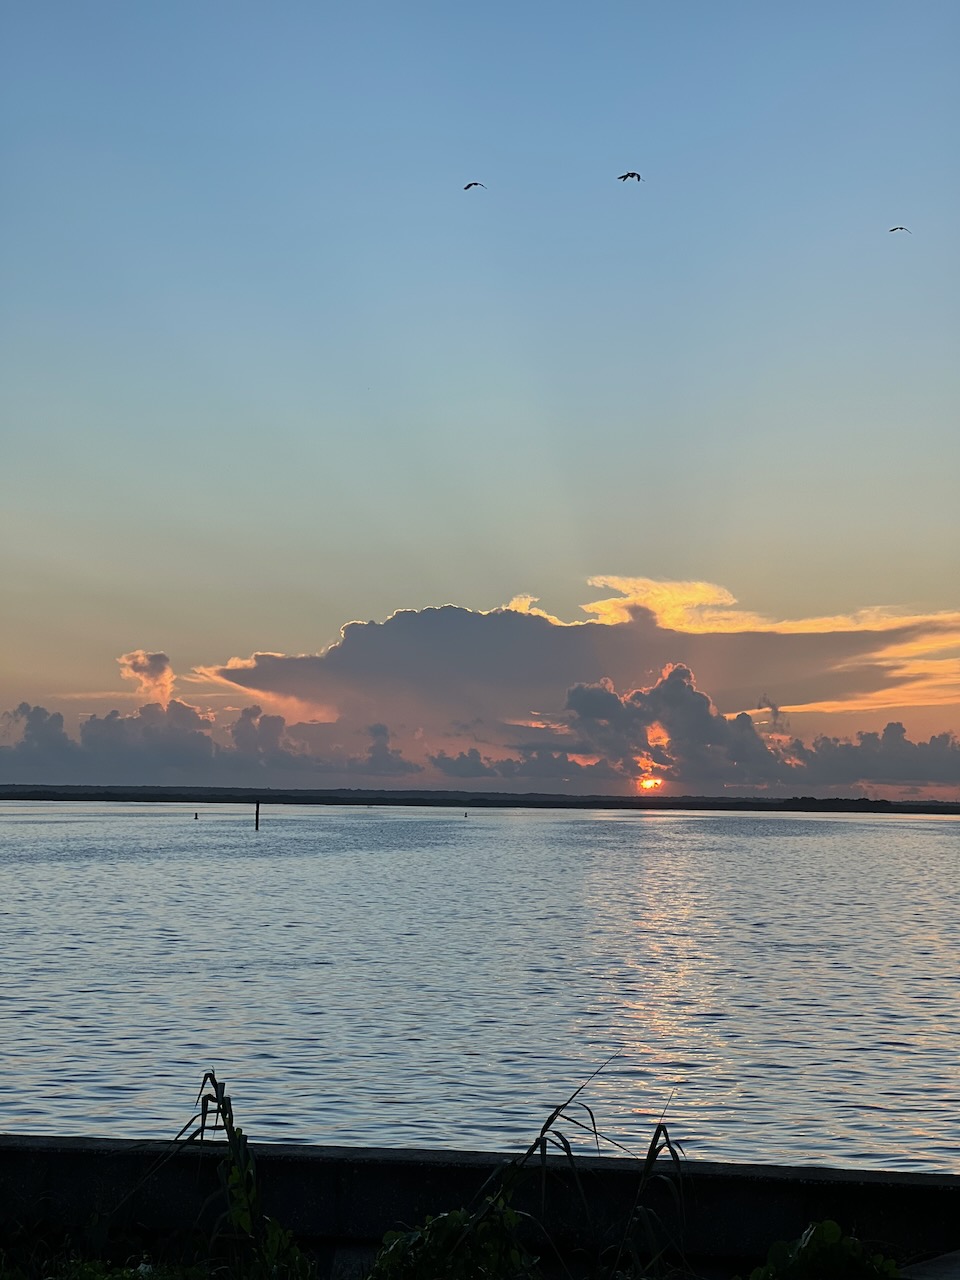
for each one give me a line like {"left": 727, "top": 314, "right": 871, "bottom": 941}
{"left": 2, "top": 801, "right": 958, "bottom": 1170}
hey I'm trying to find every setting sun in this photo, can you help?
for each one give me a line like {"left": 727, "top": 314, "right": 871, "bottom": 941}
{"left": 639, "top": 778, "right": 664, "bottom": 791}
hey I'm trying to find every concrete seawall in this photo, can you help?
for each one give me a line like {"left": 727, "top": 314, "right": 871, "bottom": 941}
{"left": 2, "top": 1135, "right": 959, "bottom": 1275}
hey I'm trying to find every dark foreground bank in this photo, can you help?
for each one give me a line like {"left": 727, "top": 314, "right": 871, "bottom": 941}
{"left": 2, "top": 1135, "right": 959, "bottom": 1279}
{"left": 2, "top": 784, "right": 958, "bottom": 816}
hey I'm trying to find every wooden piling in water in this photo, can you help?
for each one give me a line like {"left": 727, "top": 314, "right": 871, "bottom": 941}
{"left": 255, "top": 801, "right": 260, "bottom": 830}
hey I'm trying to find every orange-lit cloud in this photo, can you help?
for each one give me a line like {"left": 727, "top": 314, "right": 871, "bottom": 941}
{"left": 583, "top": 576, "right": 960, "bottom": 646}
{"left": 117, "top": 650, "right": 176, "bottom": 708}
{"left": 190, "top": 653, "right": 339, "bottom": 721}
{"left": 582, "top": 577, "right": 749, "bottom": 629}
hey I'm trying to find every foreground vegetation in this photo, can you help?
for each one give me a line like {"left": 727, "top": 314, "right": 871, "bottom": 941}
{"left": 0, "top": 1070, "right": 903, "bottom": 1280}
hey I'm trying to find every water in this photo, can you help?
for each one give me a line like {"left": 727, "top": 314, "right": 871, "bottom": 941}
{"left": 1, "top": 801, "right": 958, "bottom": 1171}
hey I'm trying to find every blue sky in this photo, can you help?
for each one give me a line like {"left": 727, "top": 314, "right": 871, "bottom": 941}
{"left": 2, "top": 2, "right": 958, "bottom": 793}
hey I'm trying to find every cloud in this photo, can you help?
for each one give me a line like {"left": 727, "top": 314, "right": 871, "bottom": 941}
{"left": 117, "top": 651, "right": 176, "bottom": 708}
{"left": 0, "top": 698, "right": 423, "bottom": 787}
{"left": 191, "top": 582, "right": 960, "bottom": 798}
{"left": 788, "top": 722, "right": 960, "bottom": 788}
{"left": 429, "top": 748, "right": 499, "bottom": 778}
{"left": 3, "top": 579, "right": 958, "bottom": 796}
{"left": 581, "top": 577, "right": 749, "bottom": 629}
{"left": 200, "top": 582, "right": 960, "bottom": 732}
{"left": 428, "top": 744, "right": 617, "bottom": 782}
{"left": 757, "top": 692, "right": 786, "bottom": 733}
{"left": 563, "top": 667, "right": 960, "bottom": 794}
{"left": 350, "top": 724, "right": 423, "bottom": 777}
{"left": 79, "top": 700, "right": 217, "bottom": 774}
{"left": 493, "top": 749, "right": 621, "bottom": 782}
{"left": 566, "top": 665, "right": 787, "bottom": 789}
{"left": 2, "top": 682, "right": 957, "bottom": 795}
{"left": 0, "top": 703, "right": 80, "bottom": 765}
{"left": 230, "top": 704, "right": 286, "bottom": 756}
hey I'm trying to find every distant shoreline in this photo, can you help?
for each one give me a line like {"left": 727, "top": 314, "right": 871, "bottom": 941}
{"left": 1, "top": 783, "right": 957, "bottom": 816}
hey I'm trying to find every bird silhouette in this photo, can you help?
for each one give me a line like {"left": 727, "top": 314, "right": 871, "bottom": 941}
{"left": 888, "top": 226, "right": 911, "bottom": 233}
{"left": 617, "top": 172, "right": 644, "bottom": 181}
{"left": 464, "top": 182, "right": 486, "bottom": 190}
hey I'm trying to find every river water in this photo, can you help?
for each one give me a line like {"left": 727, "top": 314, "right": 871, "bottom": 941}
{"left": 1, "top": 801, "right": 958, "bottom": 1171}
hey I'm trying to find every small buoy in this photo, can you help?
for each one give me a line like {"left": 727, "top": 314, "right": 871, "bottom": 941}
{"left": 194, "top": 812, "right": 198, "bottom": 820}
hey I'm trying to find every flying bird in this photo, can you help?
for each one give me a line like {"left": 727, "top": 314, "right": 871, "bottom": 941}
{"left": 464, "top": 182, "right": 486, "bottom": 190}
{"left": 888, "top": 226, "right": 911, "bottom": 233}
{"left": 617, "top": 172, "right": 644, "bottom": 181}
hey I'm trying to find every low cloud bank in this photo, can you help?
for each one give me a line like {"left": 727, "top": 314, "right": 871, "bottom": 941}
{"left": 0, "top": 701, "right": 421, "bottom": 787}
{"left": 3, "top": 669, "right": 957, "bottom": 795}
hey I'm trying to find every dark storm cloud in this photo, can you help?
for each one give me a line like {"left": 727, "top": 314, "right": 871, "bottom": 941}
{"left": 566, "top": 665, "right": 786, "bottom": 787}
{"left": 203, "top": 602, "right": 949, "bottom": 728}
{"left": 193, "top": 583, "right": 959, "bottom": 795}
{"left": 207, "top": 607, "right": 610, "bottom": 723}
{"left": 563, "top": 668, "right": 960, "bottom": 793}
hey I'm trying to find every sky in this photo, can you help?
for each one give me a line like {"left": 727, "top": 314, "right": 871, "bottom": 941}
{"left": 2, "top": 1, "right": 958, "bottom": 798}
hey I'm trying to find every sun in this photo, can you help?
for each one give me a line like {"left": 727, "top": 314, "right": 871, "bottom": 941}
{"left": 639, "top": 778, "right": 663, "bottom": 791}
